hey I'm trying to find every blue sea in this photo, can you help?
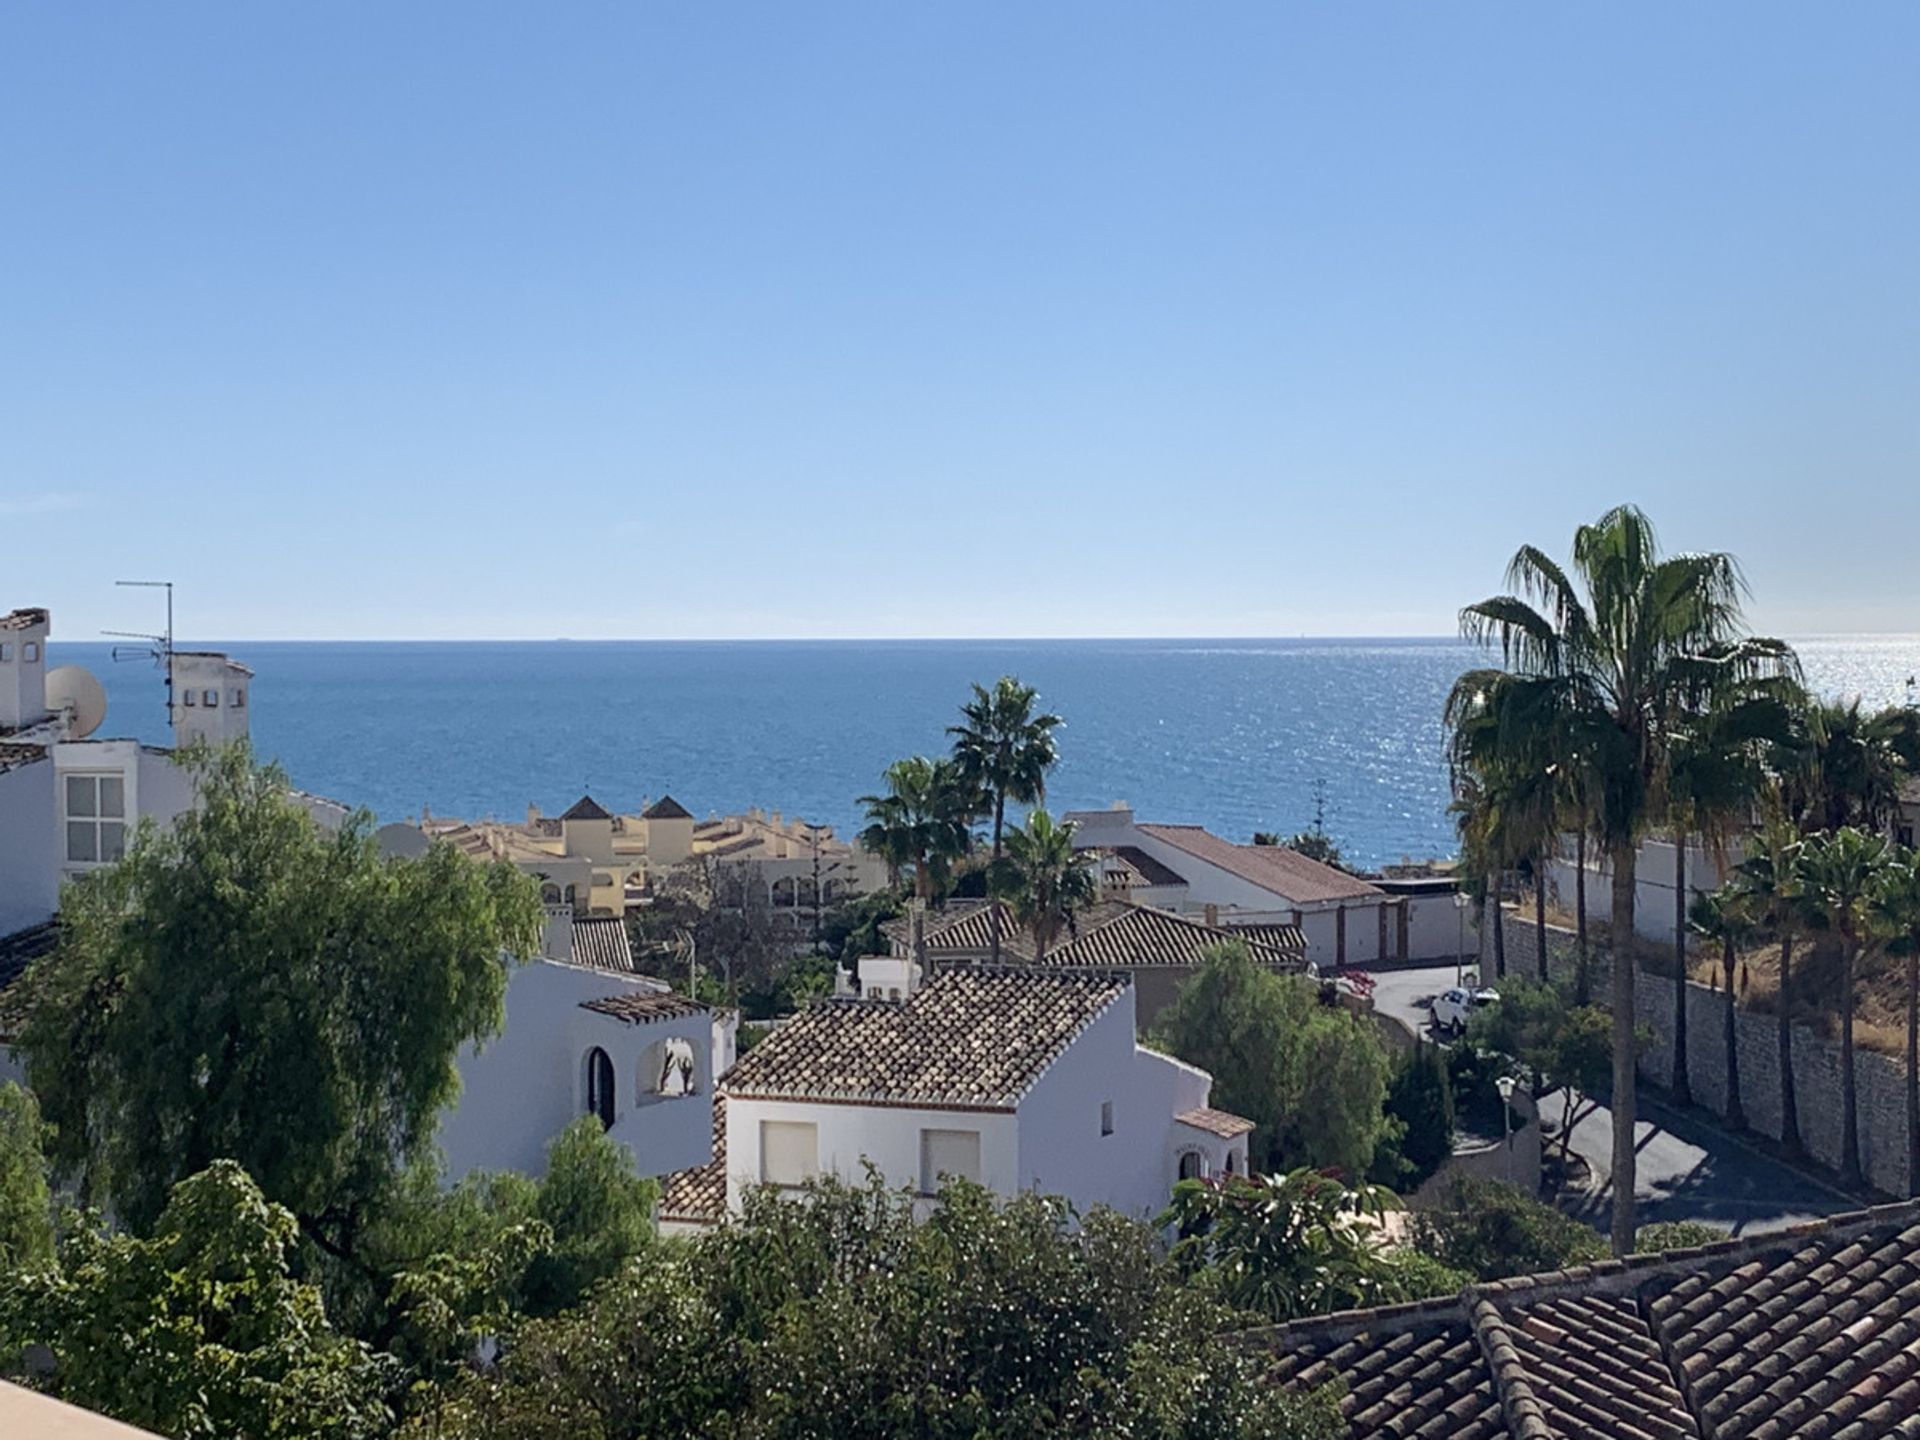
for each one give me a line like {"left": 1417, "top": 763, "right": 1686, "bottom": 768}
{"left": 45, "top": 637, "right": 1920, "bottom": 872}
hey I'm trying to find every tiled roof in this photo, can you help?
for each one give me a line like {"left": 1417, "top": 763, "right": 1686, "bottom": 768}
{"left": 560, "top": 795, "right": 613, "bottom": 822}
{"left": 0, "top": 920, "right": 59, "bottom": 1037}
{"left": 722, "top": 969, "right": 1130, "bottom": 1109}
{"left": 1136, "top": 826, "right": 1383, "bottom": 905}
{"left": 660, "top": 1095, "right": 727, "bottom": 1225}
{"left": 580, "top": 991, "right": 707, "bottom": 1024}
{"left": 1040, "top": 905, "right": 1307, "bottom": 971}
{"left": 1174, "top": 1106, "right": 1255, "bottom": 1139}
{"left": 643, "top": 794, "right": 693, "bottom": 820}
{"left": 0, "top": 742, "right": 48, "bottom": 774}
{"left": 570, "top": 917, "right": 633, "bottom": 972}
{"left": 0, "top": 608, "right": 48, "bottom": 631}
{"left": 1097, "top": 845, "right": 1189, "bottom": 888}
{"left": 1252, "top": 1196, "right": 1920, "bottom": 1440}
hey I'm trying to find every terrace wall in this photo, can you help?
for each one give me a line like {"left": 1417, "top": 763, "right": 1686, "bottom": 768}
{"left": 1481, "top": 914, "right": 1912, "bottom": 1197}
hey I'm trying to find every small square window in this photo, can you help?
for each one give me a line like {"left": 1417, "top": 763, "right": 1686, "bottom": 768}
{"left": 204, "top": 689, "right": 218, "bottom": 707}
{"left": 0, "top": 642, "right": 11, "bottom": 662}
{"left": 66, "top": 821, "right": 97, "bottom": 863}
{"left": 22, "top": 642, "right": 37, "bottom": 662}
{"left": 98, "top": 776, "right": 124, "bottom": 818}
{"left": 182, "top": 690, "right": 196, "bottom": 706}
{"left": 66, "top": 775, "right": 96, "bottom": 818}
{"left": 232, "top": 688, "right": 246, "bottom": 709}
{"left": 1100, "top": 1101, "right": 1115, "bottom": 1137}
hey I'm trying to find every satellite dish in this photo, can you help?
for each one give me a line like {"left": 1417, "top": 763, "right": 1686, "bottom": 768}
{"left": 45, "top": 665, "right": 107, "bottom": 739}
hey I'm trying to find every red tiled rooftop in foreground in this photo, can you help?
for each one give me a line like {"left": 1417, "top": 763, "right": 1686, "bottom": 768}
{"left": 1136, "top": 825, "right": 1383, "bottom": 905}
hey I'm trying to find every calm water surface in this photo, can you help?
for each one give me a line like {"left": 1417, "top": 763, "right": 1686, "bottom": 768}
{"left": 47, "top": 636, "right": 1920, "bottom": 871}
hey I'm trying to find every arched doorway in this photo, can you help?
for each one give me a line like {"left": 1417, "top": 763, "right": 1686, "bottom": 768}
{"left": 586, "top": 1046, "right": 616, "bottom": 1130}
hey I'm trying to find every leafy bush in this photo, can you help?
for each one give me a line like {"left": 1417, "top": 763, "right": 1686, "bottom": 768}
{"left": 421, "top": 1170, "right": 1343, "bottom": 1440}
{"left": 1409, "top": 1175, "right": 1608, "bottom": 1280}
{"left": 1158, "top": 944, "right": 1391, "bottom": 1175}
{"left": 0, "top": 1083, "right": 52, "bottom": 1270}
{"left": 1376, "top": 1043, "right": 1455, "bottom": 1188}
{"left": 1633, "top": 1220, "right": 1724, "bottom": 1253}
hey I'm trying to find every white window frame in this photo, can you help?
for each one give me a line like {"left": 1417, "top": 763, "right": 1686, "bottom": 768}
{"left": 64, "top": 772, "right": 128, "bottom": 865}
{"left": 22, "top": 642, "right": 37, "bottom": 662}
{"left": 0, "top": 642, "right": 12, "bottom": 662}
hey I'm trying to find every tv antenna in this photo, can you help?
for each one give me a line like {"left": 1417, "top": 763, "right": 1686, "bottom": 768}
{"left": 104, "top": 580, "right": 175, "bottom": 727}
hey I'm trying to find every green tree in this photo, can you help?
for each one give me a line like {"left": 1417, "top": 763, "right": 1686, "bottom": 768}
{"left": 0, "top": 1083, "right": 52, "bottom": 1270}
{"left": 1155, "top": 945, "right": 1390, "bottom": 1176}
{"left": 17, "top": 744, "right": 544, "bottom": 1265}
{"left": 1410, "top": 1175, "right": 1608, "bottom": 1280}
{"left": 1161, "top": 1169, "right": 1460, "bottom": 1321}
{"left": 1375, "top": 1043, "right": 1455, "bottom": 1188}
{"left": 1464, "top": 979, "right": 1612, "bottom": 1160}
{"left": 949, "top": 676, "right": 1064, "bottom": 964}
{"left": 1734, "top": 817, "right": 1807, "bottom": 1157}
{"left": 858, "top": 755, "right": 975, "bottom": 973}
{"left": 1796, "top": 826, "right": 1900, "bottom": 1187}
{"left": 1458, "top": 504, "right": 1796, "bottom": 1252}
{"left": 988, "top": 807, "right": 1097, "bottom": 960}
{"left": 0, "top": 1161, "right": 392, "bottom": 1440}
{"left": 1633, "top": 1220, "right": 1724, "bottom": 1252}
{"left": 1689, "top": 887, "right": 1760, "bottom": 1129}
{"left": 1788, "top": 697, "right": 1920, "bottom": 834}
{"left": 1876, "top": 855, "right": 1920, "bottom": 1197}
{"left": 1662, "top": 691, "right": 1794, "bottom": 1106}
{"left": 421, "top": 1170, "right": 1342, "bottom": 1440}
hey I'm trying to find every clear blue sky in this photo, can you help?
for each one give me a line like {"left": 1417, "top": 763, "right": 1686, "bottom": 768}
{"left": 5, "top": 4, "right": 1917, "bottom": 641}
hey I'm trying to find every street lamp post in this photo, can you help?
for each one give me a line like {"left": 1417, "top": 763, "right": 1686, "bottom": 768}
{"left": 1454, "top": 890, "right": 1470, "bottom": 986}
{"left": 1495, "top": 1074, "right": 1518, "bottom": 1187}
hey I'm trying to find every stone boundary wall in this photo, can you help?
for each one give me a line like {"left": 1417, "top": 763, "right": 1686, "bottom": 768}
{"left": 1481, "top": 914, "right": 1912, "bottom": 1197}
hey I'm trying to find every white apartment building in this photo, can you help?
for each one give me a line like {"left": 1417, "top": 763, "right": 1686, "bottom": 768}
{"left": 660, "top": 969, "right": 1251, "bottom": 1232}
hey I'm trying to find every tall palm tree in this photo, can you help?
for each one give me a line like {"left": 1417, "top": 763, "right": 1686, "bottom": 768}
{"left": 1735, "top": 818, "right": 1806, "bottom": 1158}
{"left": 1796, "top": 826, "right": 1898, "bottom": 1188}
{"left": 1789, "top": 698, "right": 1918, "bottom": 834}
{"left": 1874, "top": 854, "right": 1920, "bottom": 1196}
{"left": 950, "top": 677, "right": 1063, "bottom": 964}
{"left": 1663, "top": 690, "right": 1795, "bottom": 1107}
{"left": 1459, "top": 505, "right": 1797, "bottom": 1253}
{"left": 1688, "top": 888, "right": 1758, "bottom": 1130}
{"left": 859, "top": 756, "right": 974, "bottom": 974}
{"left": 989, "top": 809, "right": 1097, "bottom": 961}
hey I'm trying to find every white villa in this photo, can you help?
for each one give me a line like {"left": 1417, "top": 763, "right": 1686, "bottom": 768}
{"left": 660, "top": 968, "right": 1252, "bottom": 1232}
{"left": 1062, "top": 803, "right": 1465, "bottom": 967}
{"left": 439, "top": 918, "right": 735, "bottom": 1184}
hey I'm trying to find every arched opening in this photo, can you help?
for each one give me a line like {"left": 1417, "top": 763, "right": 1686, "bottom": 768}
{"left": 585, "top": 1047, "right": 615, "bottom": 1130}
{"left": 1224, "top": 1148, "right": 1238, "bottom": 1176}
{"left": 771, "top": 876, "right": 797, "bottom": 908}
{"left": 540, "top": 883, "right": 562, "bottom": 905}
{"left": 796, "top": 876, "right": 818, "bottom": 908}
{"left": 642, "top": 1036, "right": 698, "bottom": 1097}
{"left": 563, "top": 883, "right": 577, "bottom": 907}
{"left": 822, "top": 878, "right": 842, "bottom": 904}
{"left": 1178, "top": 1150, "right": 1205, "bottom": 1182}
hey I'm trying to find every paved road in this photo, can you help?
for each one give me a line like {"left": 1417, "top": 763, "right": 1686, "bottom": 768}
{"left": 1368, "top": 963, "right": 1855, "bottom": 1237}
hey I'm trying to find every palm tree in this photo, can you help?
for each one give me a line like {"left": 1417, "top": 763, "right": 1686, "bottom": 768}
{"left": 1663, "top": 691, "right": 1795, "bottom": 1107}
{"left": 1735, "top": 818, "right": 1806, "bottom": 1158}
{"left": 859, "top": 756, "right": 974, "bottom": 974}
{"left": 1789, "top": 698, "right": 1919, "bottom": 834}
{"left": 1873, "top": 854, "right": 1920, "bottom": 1196}
{"left": 989, "top": 809, "right": 1097, "bottom": 961}
{"left": 950, "top": 677, "right": 1063, "bottom": 964}
{"left": 1459, "top": 505, "right": 1797, "bottom": 1253}
{"left": 1688, "top": 888, "right": 1758, "bottom": 1129}
{"left": 1796, "top": 826, "right": 1898, "bottom": 1187}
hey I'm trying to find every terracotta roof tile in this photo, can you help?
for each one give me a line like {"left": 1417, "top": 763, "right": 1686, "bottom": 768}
{"left": 1136, "top": 825, "right": 1383, "bottom": 904}
{"left": 0, "top": 608, "right": 47, "bottom": 631}
{"left": 580, "top": 991, "right": 707, "bottom": 1024}
{"left": 570, "top": 917, "right": 634, "bottom": 972}
{"left": 1250, "top": 1196, "right": 1920, "bottom": 1440}
{"left": 660, "top": 1095, "right": 726, "bottom": 1225}
{"left": 0, "top": 920, "right": 58, "bottom": 1038}
{"left": 0, "top": 742, "right": 47, "bottom": 774}
{"left": 1040, "top": 905, "right": 1307, "bottom": 970}
{"left": 1174, "top": 1106, "right": 1255, "bottom": 1139}
{"left": 721, "top": 969, "right": 1129, "bottom": 1108}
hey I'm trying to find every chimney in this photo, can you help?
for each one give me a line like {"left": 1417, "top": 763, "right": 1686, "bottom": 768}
{"left": 527, "top": 804, "right": 541, "bottom": 827}
{"left": 1204, "top": 903, "right": 1219, "bottom": 929}
{"left": 0, "top": 607, "right": 51, "bottom": 732}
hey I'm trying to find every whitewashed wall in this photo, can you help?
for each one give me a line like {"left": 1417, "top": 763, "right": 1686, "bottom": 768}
{"left": 442, "top": 959, "right": 713, "bottom": 1182}
{"left": 0, "top": 760, "right": 57, "bottom": 936}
